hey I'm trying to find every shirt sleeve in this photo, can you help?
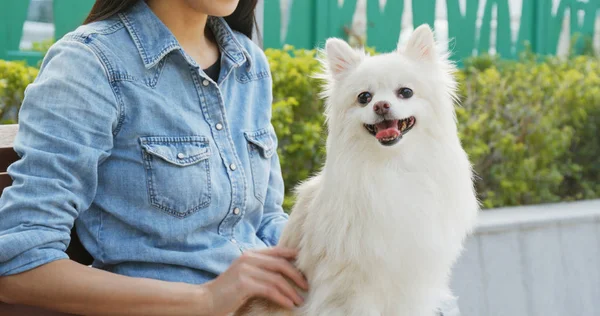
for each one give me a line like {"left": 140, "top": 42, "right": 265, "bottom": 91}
{"left": 255, "top": 124, "right": 289, "bottom": 247}
{"left": 0, "top": 37, "right": 119, "bottom": 276}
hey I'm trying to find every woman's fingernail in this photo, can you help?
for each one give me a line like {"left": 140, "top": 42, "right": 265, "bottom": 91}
{"left": 287, "top": 300, "right": 296, "bottom": 309}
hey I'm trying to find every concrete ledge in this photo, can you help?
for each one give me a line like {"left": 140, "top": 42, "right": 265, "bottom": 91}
{"left": 452, "top": 199, "right": 600, "bottom": 316}
{"left": 476, "top": 199, "right": 600, "bottom": 234}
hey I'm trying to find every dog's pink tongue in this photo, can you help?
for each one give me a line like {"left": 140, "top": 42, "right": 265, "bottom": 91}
{"left": 375, "top": 120, "right": 400, "bottom": 140}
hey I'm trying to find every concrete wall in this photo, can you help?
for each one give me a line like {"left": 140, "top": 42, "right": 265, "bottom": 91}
{"left": 451, "top": 199, "right": 600, "bottom": 316}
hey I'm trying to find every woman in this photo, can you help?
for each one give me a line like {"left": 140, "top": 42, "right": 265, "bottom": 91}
{"left": 0, "top": 0, "right": 308, "bottom": 315}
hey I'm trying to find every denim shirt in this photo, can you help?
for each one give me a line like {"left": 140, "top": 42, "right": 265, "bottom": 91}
{"left": 0, "top": 1, "right": 288, "bottom": 283}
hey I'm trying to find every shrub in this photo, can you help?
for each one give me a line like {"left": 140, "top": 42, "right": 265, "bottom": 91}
{"left": 0, "top": 60, "right": 39, "bottom": 123}
{"left": 1, "top": 48, "right": 598, "bottom": 210}
{"left": 551, "top": 56, "right": 600, "bottom": 201}
{"left": 265, "top": 46, "right": 327, "bottom": 209}
{"left": 30, "top": 38, "right": 55, "bottom": 56}
{"left": 458, "top": 54, "right": 600, "bottom": 207}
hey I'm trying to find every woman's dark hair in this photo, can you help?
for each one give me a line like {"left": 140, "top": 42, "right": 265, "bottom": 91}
{"left": 83, "top": 0, "right": 258, "bottom": 39}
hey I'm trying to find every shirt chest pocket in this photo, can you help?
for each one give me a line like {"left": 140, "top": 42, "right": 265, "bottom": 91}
{"left": 140, "top": 136, "right": 212, "bottom": 218}
{"left": 244, "top": 128, "right": 276, "bottom": 205}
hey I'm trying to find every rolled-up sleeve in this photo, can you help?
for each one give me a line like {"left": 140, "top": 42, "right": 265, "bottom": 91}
{"left": 0, "top": 37, "right": 119, "bottom": 276}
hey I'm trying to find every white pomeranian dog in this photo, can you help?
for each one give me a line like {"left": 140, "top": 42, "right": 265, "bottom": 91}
{"left": 236, "top": 24, "right": 479, "bottom": 316}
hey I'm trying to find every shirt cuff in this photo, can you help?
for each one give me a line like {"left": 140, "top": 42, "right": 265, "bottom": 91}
{"left": 0, "top": 245, "right": 69, "bottom": 276}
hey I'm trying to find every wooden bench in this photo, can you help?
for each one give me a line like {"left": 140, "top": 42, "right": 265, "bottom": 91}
{"left": 0, "top": 124, "right": 92, "bottom": 315}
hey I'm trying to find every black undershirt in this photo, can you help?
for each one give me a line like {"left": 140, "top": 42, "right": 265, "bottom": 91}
{"left": 203, "top": 56, "right": 221, "bottom": 83}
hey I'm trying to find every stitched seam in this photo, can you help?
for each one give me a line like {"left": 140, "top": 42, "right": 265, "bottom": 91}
{"left": 245, "top": 129, "right": 275, "bottom": 155}
{"left": 141, "top": 146, "right": 156, "bottom": 210}
{"left": 247, "top": 139, "right": 271, "bottom": 156}
{"left": 83, "top": 39, "right": 129, "bottom": 135}
{"left": 143, "top": 150, "right": 211, "bottom": 165}
{"left": 140, "top": 136, "right": 209, "bottom": 144}
{"left": 210, "top": 18, "right": 245, "bottom": 66}
{"left": 93, "top": 46, "right": 130, "bottom": 136}
{"left": 119, "top": 12, "right": 148, "bottom": 65}
{"left": 109, "top": 82, "right": 126, "bottom": 136}
{"left": 173, "top": 152, "right": 211, "bottom": 164}
{"left": 245, "top": 128, "right": 270, "bottom": 138}
{"left": 245, "top": 127, "right": 276, "bottom": 205}
{"left": 61, "top": 21, "right": 123, "bottom": 42}
{"left": 146, "top": 44, "right": 180, "bottom": 68}
{"left": 192, "top": 69, "right": 244, "bottom": 236}
{"left": 235, "top": 70, "right": 271, "bottom": 84}
{"left": 140, "top": 141, "right": 211, "bottom": 164}
{"left": 192, "top": 68, "right": 214, "bottom": 127}
{"left": 147, "top": 159, "right": 211, "bottom": 218}
{"left": 220, "top": 65, "right": 235, "bottom": 84}
{"left": 118, "top": 6, "right": 181, "bottom": 69}
{"left": 147, "top": 57, "right": 168, "bottom": 88}
{"left": 87, "top": 36, "right": 136, "bottom": 82}
{"left": 111, "top": 73, "right": 136, "bottom": 82}
{"left": 229, "top": 29, "right": 254, "bottom": 67}
{"left": 61, "top": 39, "right": 124, "bottom": 137}
{"left": 96, "top": 20, "right": 125, "bottom": 35}
{"left": 248, "top": 144, "right": 266, "bottom": 204}
{"left": 140, "top": 137, "right": 212, "bottom": 218}
{"left": 220, "top": 113, "right": 247, "bottom": 238}
{"left": 96, "top": 206, "right": 104, "bottom": 263}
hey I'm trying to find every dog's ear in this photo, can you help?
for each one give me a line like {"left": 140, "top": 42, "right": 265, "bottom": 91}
{"left": 324, "top": 38, "right": 362, "bottom": 80}
{"left": 400, "top": 24, "right": 437, "bottom": 61}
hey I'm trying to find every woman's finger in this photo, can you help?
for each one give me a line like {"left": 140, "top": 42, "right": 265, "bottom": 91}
{"left": 245, "top": 251, "right": 309, "bottom": 291}
{"left": 249, "top": 266, "right": 304, "bottom": 306}
{"left": 254, "top": 282, "right": 295, "bottom": 309}
{"left": 257, "top": 246, "right": 298, "bottom": 259}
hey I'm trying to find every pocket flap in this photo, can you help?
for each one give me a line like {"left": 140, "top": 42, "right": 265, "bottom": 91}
{"left": 244, "top": 128, "right": 276, "bottom": 159}
{"left": 140, "top": 136, "right": 211, "bottom": 167}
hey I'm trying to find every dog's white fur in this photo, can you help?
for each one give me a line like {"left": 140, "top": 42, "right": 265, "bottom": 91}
{"left": 236, "top": 24, "right": 479, "bottom": 316}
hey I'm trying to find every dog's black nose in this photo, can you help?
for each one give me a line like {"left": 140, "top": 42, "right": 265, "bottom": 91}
{"left": 373, "top": 101, "right": 390, "bottom": 115}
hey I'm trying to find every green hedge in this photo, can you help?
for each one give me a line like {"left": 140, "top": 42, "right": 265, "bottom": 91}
{"left": 1, "top": 48, "right": 598, "bottom": 210}
{"left": 0, "top": 60, "right": 38, "bottom": 123}
{"left": 457, "top": 54, "right": 600, "bottom": 208}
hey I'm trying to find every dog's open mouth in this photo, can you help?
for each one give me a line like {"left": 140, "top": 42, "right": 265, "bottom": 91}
{"left": 364, "top": 117, "right": 416, "bottom": 146}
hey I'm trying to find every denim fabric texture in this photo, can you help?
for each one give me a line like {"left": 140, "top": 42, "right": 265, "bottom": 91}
{"left": 0, "top": 1, "right": 288, "bottom": 283}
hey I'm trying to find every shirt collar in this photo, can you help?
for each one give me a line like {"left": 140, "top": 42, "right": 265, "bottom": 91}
{"left": 119, "top": 1, "right": 250, "bottom": 69}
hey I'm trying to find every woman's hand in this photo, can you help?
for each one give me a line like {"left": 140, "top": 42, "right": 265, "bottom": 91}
{"left": 204, "top": 247, "right": 309, "bottom": 315}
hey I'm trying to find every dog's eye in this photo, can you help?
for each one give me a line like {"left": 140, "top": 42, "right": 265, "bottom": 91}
{"left": 357, "top": 92, "right": 372, "bottom": 105}
{"left": 397, "top": 87, "right": 413, "bottom": 99}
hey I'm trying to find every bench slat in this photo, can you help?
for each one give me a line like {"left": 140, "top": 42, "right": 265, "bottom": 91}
{"left": 0, "top": 124, "right": 18, "bottom": 148}
{"left": 0, "top": 172, "right": 12, "bottom": 193}
{"left": 0, "top": 148, "right": 19, "bottom": 172}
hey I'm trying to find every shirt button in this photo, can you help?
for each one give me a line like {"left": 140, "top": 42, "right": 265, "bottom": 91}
{"left": 177, "top": 153, "right": 185, "bottom": 159}
{"left": 229, "top": 163, "right": 237, "bottom": 171}
{"left": 216, "top": 123, "right": 223, "bottom": 130}
{"left": 231, "top": 239, "right": 237, "bottom": 244}
{"left": 202, "top": 79, "right": 209, "bottom": 86}
{"left": 233, "top": 207, "right": 240, "bottom": 215}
